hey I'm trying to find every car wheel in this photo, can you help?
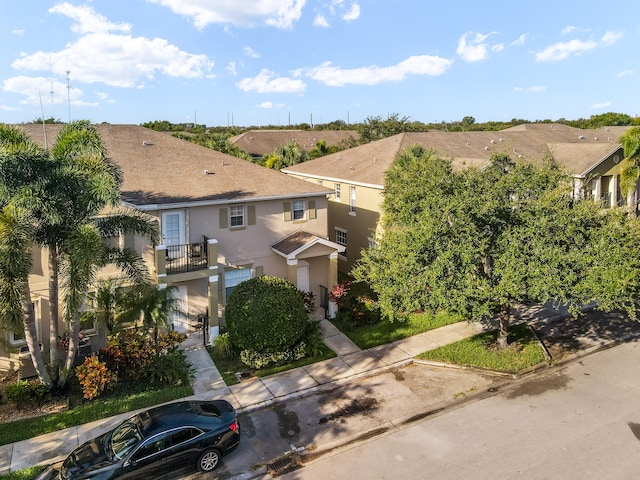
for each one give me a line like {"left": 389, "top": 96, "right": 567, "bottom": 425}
{"left": 197, "top": 448, "right": 221, "bottom": 472}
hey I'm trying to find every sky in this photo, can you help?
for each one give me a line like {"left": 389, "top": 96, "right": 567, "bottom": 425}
{"left": 1, "top": 1, "right": 639, "bottom": 127}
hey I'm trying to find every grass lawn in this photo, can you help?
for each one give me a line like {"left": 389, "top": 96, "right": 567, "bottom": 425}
{"left": 0, "top": 465, "right": 47, "bottom": 480}
{"left": 417, "top": 323, "right": 547, "bottom": 372}
{"left": 0, "top": 384, "right": 193, "bottom": 446}
{"left": 208, "top": 347, "right": 337, "bottom": 386}
{"left": 333, "top": 311, "right": 464, "bottom": 350}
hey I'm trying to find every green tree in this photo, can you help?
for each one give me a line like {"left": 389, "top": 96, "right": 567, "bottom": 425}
{"left": 355, "top": 147, "right": 640, "bottom": 348}
{"left": 263, "top": 141, "right": 308, "bottom": 170}
{"left": 358, "top": 113, "right": 416, "bottom": 143}
{"left": 619, "top": 127, "right": 640, "bottom": 217}
{"left": 120, "top": 284, "right": 186, "bottom": 347}
{"left": 0, "top": 122, "right": 159, "bottom": 387}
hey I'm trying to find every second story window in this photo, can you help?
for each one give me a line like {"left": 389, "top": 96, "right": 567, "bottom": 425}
{"left": 335, "top": 183, "right": 341, "bottom": 201}
{"left": 349, "top": 186, "right": 356, "bottom": 214}
{"left": 292, "top": 200, "right": 305, "bottom": 220}
{"left": 230, "top": 205, "right": 245, "bottom": 227}
{"left": 336, "top": 228, "right": 347, "bottom": 259}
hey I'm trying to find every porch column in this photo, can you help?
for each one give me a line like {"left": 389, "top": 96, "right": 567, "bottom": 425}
{"left": 287, "top": 258, "right": 298, "bottom": 287}
{"left": 327, "top": 252, "right": 339, "bottom": 318}
{"left": 594, "top": 177, "right": 602, "bottom": 204}
{"left": 207, "top": 239, "right": 220, "bottom": 340}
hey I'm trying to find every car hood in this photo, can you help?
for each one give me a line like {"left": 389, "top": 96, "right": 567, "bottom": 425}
{"left": 61, "top": 432, "right": 117, "bottom": 478}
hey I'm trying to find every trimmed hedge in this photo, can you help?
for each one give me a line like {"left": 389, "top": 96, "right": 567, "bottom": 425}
{"left": 225, "top": 276, "right": 308, "bottom": 353}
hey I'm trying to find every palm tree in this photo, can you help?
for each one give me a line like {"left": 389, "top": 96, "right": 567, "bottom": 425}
{"left": 0, "top": 122, "right": 159, "bottom": 387}
{"left": 120, "top": 284, "right": 187, "bottom": 347}
{"left": 618, "top": 127, "right": 640, "bottom": 217}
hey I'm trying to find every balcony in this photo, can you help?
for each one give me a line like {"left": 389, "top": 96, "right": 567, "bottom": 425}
{"left": 156, "top": 237, "right": 217, "bottom": 280}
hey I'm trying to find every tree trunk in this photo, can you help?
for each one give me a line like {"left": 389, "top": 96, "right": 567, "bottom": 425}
{"left": 22, "top": 279, "right": 51, "bottom": 386}
{"left": 60, "top": 311, "right": 80, "bottom": 386}
{"left": 497, "top": 304, "right": 510, "bottom": 349}
{"left": 48, "top": 246, "right": 60, "bottom": 385}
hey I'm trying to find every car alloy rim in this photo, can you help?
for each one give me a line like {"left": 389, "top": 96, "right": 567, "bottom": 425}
{"left": 201, "top": 451, "right": 219, "bottom": 470}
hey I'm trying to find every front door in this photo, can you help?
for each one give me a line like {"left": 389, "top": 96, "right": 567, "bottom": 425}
{"left": 297, "top": 261, "right": 310, "bottom": 292}
{"left": 169, "top": 286, "right": 188, "bottom": 333}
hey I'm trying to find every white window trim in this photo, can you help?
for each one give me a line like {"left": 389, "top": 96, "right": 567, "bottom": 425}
{"left": 229, "top": 205, "right": 245, "bottom": 228}
{"left": 349, "top": 186, "right": 356, "bottom": 215}
{"left": 335, "top": 227, "right": 347, "bottom": 259}
{"left": 292, "top": 200, "right": 306, "bottom": 221}
{"left": 335, "top": 183, "right": 341, "bottom": 202}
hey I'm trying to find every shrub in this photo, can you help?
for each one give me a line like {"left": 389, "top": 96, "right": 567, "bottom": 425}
{"left": 239, "top": 343, "right": 307, "bottom": 369}
{"left": 76, "top": 356, "right": 116, "bottom": 400}
{"left": 145, "top": 349, "right": 192, "bottom": 386}
{"left": 5, "top": 380, "right": 51, "bottom": 407}
{"left": 226, "top": 276, "right": 309, "bottom": 354}
{"left": 213, "top": 332, "right": 234, "bottom": 359}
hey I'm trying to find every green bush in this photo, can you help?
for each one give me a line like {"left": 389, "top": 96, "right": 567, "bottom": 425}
{"left": 76, "top": 356, "right": 116, "bottom": 400}
{"left": 226, "top": 276, "right": 309, "bottom": 353}
{"left": 5, "top": 380, "right": 50, "bottom": 407}
{"left": 213, "top": 332, "right": 234, "bottom": 359}
{"left": 239, "top": 343, "right": 307, "bottom": 369}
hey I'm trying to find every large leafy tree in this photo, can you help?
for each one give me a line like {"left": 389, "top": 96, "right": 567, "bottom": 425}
{"left": 355, "top": 146, "right": 640, "bottom": 348}
{"left": 0, "top": 122, "right": 158, "bottom": 387}
{"left": 262, "top": 141, "right": 309, "bottom": 170}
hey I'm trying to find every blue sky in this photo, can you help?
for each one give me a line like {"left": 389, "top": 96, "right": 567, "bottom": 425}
{"left": 1, "top": 1, "right": 638, "bottom": 126}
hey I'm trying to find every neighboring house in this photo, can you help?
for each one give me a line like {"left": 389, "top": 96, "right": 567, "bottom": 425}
{"left": 1, "top": 124, "right": 343, "bottom": 374}
{"left": 282, "top": 124, "right": 634, "bottom": 274}
{"left": 228, "top": 129, "right": 358, "bottom": 160}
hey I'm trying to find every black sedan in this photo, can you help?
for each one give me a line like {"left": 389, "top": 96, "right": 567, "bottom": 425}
{"left": 58, "top": 400, "right": 240, "bottom": 479}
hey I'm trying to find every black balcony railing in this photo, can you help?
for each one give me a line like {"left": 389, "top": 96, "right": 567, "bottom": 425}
{"left": 165, "top": 240, "right": 209, "bottom": 274}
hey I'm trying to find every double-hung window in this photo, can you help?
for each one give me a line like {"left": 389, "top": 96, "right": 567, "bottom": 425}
{"left": 335, "top": 183, "right": 341, "bottom": 201}
{"left": 230, "top": 205, "right": 245, "bottom": 227}
{"left": 349, "top": 186, "right": 356, "bottom": 214}
{"left": 292, "top": 200, "right": 305, "bottom": 220}
{"left": 336, "top": 228, "right": 347, "bottom": 259}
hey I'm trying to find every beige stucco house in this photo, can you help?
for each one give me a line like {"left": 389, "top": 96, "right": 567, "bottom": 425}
{"left": 282, "top": 124, "right": 634, "bottom": 274}
{"left": 1, "top": 124, "right": 343, "bottom": 374}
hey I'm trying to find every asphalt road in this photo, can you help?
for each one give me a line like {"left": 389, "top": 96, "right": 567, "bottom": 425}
{"left": 279, "top": 341, "right": 640, "bottom": 480}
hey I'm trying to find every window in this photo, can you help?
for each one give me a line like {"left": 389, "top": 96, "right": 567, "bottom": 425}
{"left": 230, "top": 205, "right": 245, "bottom": 227}
{"left": 335, "top": 183, "right": 341, "bottom": 201}
{"left": 349, "top": 186, "right": 356, "bottom": 214}
{"left": 225, "top": 267, "right": 252, "bottom": 302}
{"left": 292, "top": 200, "right": 305, "bottom": 220}
{"left": 336, "top": 229, "right": 347, "bottom": 258}
{"left": 11, "top": 302, "right": 38, "bottom": 345}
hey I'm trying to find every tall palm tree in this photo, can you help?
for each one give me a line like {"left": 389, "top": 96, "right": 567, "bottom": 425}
{"left": 618, "top": 127, "right": 640, "bottom": 217}
{"left": 0, "top": 122, "right": 159, "bottom": 387}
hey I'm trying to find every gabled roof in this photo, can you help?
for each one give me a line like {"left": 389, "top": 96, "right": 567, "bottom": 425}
{"left": 272, "top": 230, "right": 344, "bottom": 260}
{"left": 282, "top": 126, "right": 634, "bottom": 187}
{"left": 228, "top": 129, "right": 358, "bottom": 158}
{"left": 16, "top": 124, "right": 333, "bottom": 209}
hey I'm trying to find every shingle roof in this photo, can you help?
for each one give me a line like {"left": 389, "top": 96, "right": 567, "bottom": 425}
{"left": 283, "top": 125, "right": 633, "bottom": 186}
{"left": 228, "top": 129, "right": 358, "bottom": 158}
{"left": 15, "top": 124, "right": 333, "bottom": 208}
{"left": 272, "top": 231, "right": 319, "bottom": 256}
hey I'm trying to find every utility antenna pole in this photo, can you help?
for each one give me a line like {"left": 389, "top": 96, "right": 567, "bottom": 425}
{"left": 66, "top": 71, "right": 71, "bottom": 123}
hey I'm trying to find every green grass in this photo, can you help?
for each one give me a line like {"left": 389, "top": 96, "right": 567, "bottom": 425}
{"left": 333, "top": 311, "right": 464, "bottom": 349}
{"left": 0, "top": 384, "right": 193, "bottom": 446}
{"left": 417, "top": 323, "right": 547, "bottom": 372}
{"left": 0, "top": 465, "right": 47, "bottom": 480}
{"left": 208, "top": 346, "right": 337, "bottom": 386}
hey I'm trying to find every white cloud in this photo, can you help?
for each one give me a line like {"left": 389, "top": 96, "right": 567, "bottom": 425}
{"left": 0, "top": 105, "right": 21, "bottom": 111}
{"left": 510, "top": 34, "right": 528, "bottom": 47}
{"left": 535, "top": 39, "right": 598, "bottom": 62}
{"left": 492, "top": 43, "right": 504, "bottom": 52}
{"left": 258, "top": 101, "right": 285, "bottom": 108}
{"left": 244, "top": 46, "right": 261, "bottom": 58}
{"left": 236, "top": 69, "right": 306, "bottom": 93}
{"left": 343, "top": 3, "right": 360, "bottom": 21}
{"left": 601, "top": 30, "right": 623, "bottom": 45}
{"left": 591, "top": 101, "right": 611, "bottom": 109}
{"left": 96, "top": 92, "right": 109, "bottom": 100}
{"left": 617, "top": 69, "right": 634, "bottom": 77}
{"left": 11, "top": 6, "right": 214, "bottom": 89}
{"left": 49, "top": 2, "right": 131, "bottom": 34}
{"left": 514, "top": 85, "right": 547, "bottom": 93}
{"left": 305, "top": 55, "right": 452, "bottom": 87}
{"left": 314, "top": 13, "right": 329, "bottom": 27}
{"left": 2, "top": 75, "right": 97, "bottom": 107}
{"left": 456, "top": 31, "right": 498, "bottom": 62}
{"left": 146, "top": 0, "right": 306, "bottom": 30}
{"left": 11, "top": 29, "right": 25, "bottom": 36}
{"left": 561, "top": 25, "right": 590, "bottom": 35}
{"left": 227, "top": 61, "right": 238, "bottom": 75}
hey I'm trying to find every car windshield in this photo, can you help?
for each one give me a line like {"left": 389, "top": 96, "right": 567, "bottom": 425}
{"left": 110, "top": 419, "right": 143, "bottom": 460}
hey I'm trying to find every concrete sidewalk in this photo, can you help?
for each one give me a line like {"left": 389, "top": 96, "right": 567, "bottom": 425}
{"left": 0, "top": 303, "right": 571, "bottom": 474}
